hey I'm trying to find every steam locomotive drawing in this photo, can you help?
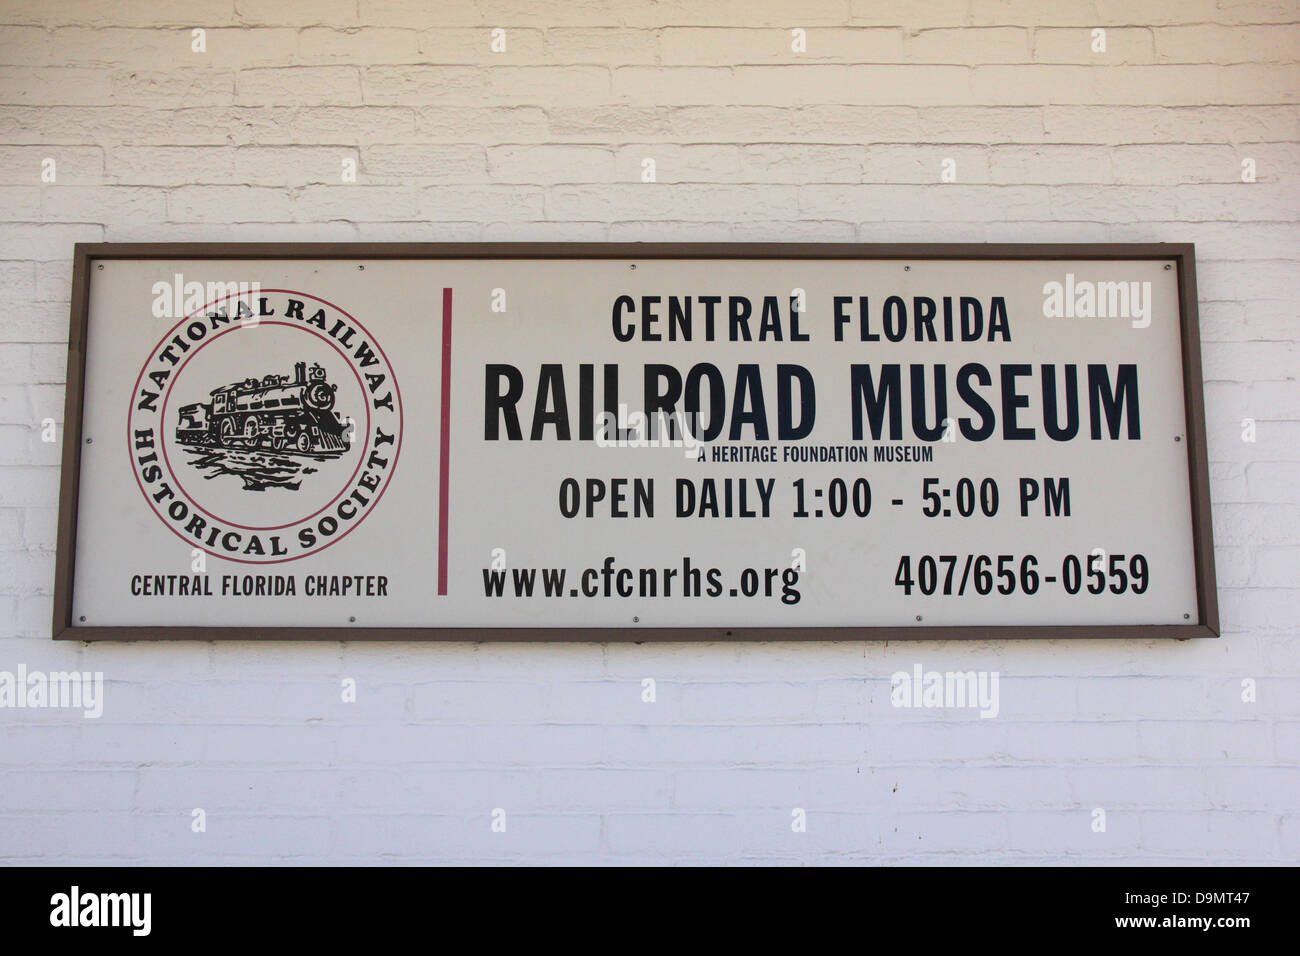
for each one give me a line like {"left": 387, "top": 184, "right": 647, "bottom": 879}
{"left": 175, "top": 361, "right": 351, "bottom": 454}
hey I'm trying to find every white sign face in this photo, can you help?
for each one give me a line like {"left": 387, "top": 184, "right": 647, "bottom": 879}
{"left": 65, "top": 252, "right": 1209, "bottom": 635}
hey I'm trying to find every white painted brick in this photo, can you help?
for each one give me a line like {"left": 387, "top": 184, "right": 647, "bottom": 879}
{"left": 0, "top": 0, "right": 1295, "bottom": 867}
{"left": 917, "top": 106, "right": 1045, "bottom": 142}
{"left": 0, "top": 26, "right": 295, "bottom": 69}
{"left": 7, "top": 1, "right": 236, "bottom": 28}
{"left": 356, "top": 0, "right": 482, "bottom": 29}
{"left": 364, "top": 65, "right": 610, "bottom": 106}
{"left": 1111, "top": 145, "right": 1264, "bottom": 184}
{"left": 733, "top": 219, "right": 857, "bottom": 240}
{"left": 0, "top": 66, "right": 114, "bottom": 104}
{"left": 106, "top": 146, "right": 236, "bottom": 185}
{"left": 232, "top": 146, "right": 362, "bottom": 185}
{"left": 1199, "top": 261, "right": 1297, "bottom": 302}
{"left": 0, "top": 186, "right": 40, "bottom": 218}
{"left": 166, "top": 185, "right": 295, "bottom": 221}
{"left": 1044, "top": 106, "right": 1300, "bottom": 144}
{"left": 414, "top": 104, "right": 550, "bottom": 141}
{"left": 236, "top": 0, "right": 360, "bottom": 27}
{"left": 685, "top": 0, "right": 855, "bottom": 29}
{"left": 802, "top": 184, "right": 1052, "bottom": 221}
{"left": 1176, "top": 183, "right": 1297, "bottom": 221}
{"left": 0, "top": 107, "right": 233, "bottom": 146}
{"left": 21, "top": 506, "right": 57, "bottom": 550}
{"left": 909, "top": 27, "right": 1030, "bottom": 64}
{"left": 968, "top": 66, "right": 1100, "bottom": 105}
{"left": 1203, "top": 341, "right": 1297, "bottom": 381}
{"left": 1155, "top": 25, "right": 1300, "bottom": 64}
{"left": 39, "top": 185, "right": 167, "bottom": 222}
{"left": 1253, "top": 547, "right": 1300, "bottom": 586}
{"left": 988, "top": 145, "right": 1111, "bottom": 184}
{"left": 738, "top": 143, "right": 857, "bottom": 182}
{"left": 1248, "top": 462, "right": 1300, "bottom": 503}
{"left": 359, "top": 143, "right": 487, "bottom": 182}
{"left": 1049, "top": 184, "right": 1181, "bottom": 222}
{"left": 541, "top": 28, "right": 657, "bottom": 64}
{"left": 1092, "top": 65, "right": 1299, "bottom": 106}
{"left": 0, "top": 508, "right": 22, "bottom": 546}
{"left": 1032, "top": 27, "right": 1155, "bottom": 65}
{"left": 661, "top": 27, "right": 905, "bottom": 64}
{"left": 547, "top": 183, "right": 799, "bottom": 221}
{"left": 0, "top": 425, "right": 30, "bottom": 465}
{"left": 861, "top": 145, "right": 991, "bottom": 184}
{"left": 1141, "top": 811, "right": 1284, "bottom": 855}
{"left": 298, "top": 27, "right": 424, "bottom": 64}
{"left": 0, "top": 551, "right": 53, "bottom": 594}
{"left": 491, "top": 144, "right": 616, "bottom": 184}
{"left": 237, "top": 66, "right": 360, "bottom": 106}
{"left": 614, "top": 144, "right": 741, "bottom": 182}
{"left": 111, "top": 68, "right": 234, "bottom": 108}
{"left": 849, "top": 0, "right": 975, "bottom": 28}
{"left": 0, "top": 146, "right": 103, "bottom": 184}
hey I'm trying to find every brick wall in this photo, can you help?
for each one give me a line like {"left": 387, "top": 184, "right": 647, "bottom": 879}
{"left": 0, "top": 0, "right": 1296, "bottom": 863}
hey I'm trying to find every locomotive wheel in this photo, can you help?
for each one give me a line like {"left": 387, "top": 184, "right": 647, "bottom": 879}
{"left": 295, "top": 432, "right": 313, "bottom": 453}
{"left": 269, "top": 436, "right": 287, "bottom": 451}
{"left": 220, "top": 418, "right": 237, "bottom": 447}
{"left": 243, "top": 417, "right": 259, "bottom": 447}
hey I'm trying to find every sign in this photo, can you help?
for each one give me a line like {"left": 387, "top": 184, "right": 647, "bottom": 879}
{"left": 53, "top": 244, "right": 1218, "bottom": 640}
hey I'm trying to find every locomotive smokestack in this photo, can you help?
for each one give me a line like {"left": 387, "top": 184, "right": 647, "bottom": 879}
{"left": 294, "top": 361, "right": 306, "bottom": 384}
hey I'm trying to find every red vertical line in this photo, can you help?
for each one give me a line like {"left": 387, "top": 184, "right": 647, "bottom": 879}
{"left": 438, "top": 287, "right": 453, "bottom": 596}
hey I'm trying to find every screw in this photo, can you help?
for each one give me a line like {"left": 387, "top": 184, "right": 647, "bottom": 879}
{"left": 85, "top": 437, "right": 92, "bottom": 444}
{"left": 79, "top": 616, "right": 86, "bottom": 622}
{"left": 633, "top": 616, "right": 639, "bottom": 623}
{"left": 629, "top": 264, "right": 637, "bottom": 270}
{"left": 904, "top": 265, "right": 911, "bottom": 271}
{"left": 1164, "top": 264, "right": 1172, "bottom": 270}
{"left": 357, "top": 265, "right": 364, "bottom": 270}
{"left": 1184, "top": 613, "right": 1190, "bottom": 620}
{"left": 349, "top": 616, "right": 356, "bottom": 622}
{"left": 915, "top": 614, "right": 922, "bottom": 621}
{"left": 96, "top": 264, "right": 103, "bottom": 270}
{"left": 1175, "top": 436, "right": 1181, "bottom": 442}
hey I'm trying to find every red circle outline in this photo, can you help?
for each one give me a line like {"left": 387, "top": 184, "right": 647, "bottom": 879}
{"left": 127, "top": 289, "right": 405, "bottom": 565}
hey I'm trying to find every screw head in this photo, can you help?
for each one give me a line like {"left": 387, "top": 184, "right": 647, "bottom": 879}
{"left": 904, "top": 265, "right": 911, "bottom": 271}
{"left": 633, "top": 616, "right": 640, "bottom": 623}
{"left": 348, "top": 616, "right": 356, "bottom": 622}
{"left": 915, "top": 614, "right": 922, "bottom": 621}
{"left": 85, "top": 437, "right": 92, "bottom": 444}
{"left": 79, "top": 616, "right": 86, "bottom": 622}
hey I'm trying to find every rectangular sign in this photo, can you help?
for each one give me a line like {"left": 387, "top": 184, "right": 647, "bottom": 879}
{"left": 54, "top": 243, "right": 1218, "bottom": 640}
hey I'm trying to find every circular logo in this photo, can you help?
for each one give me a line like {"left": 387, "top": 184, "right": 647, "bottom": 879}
{"left": 128, "top": 290, "right": 403, "bottom": 563}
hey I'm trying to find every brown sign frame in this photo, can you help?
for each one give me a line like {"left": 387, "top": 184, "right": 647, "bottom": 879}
{"left": 53, "top": 242, "right": 1218, "bottom": 641}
